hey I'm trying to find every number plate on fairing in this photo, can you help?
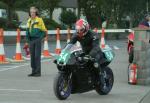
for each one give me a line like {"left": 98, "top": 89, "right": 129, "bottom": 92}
{"left": 102, "top": 46, "right": 115, "bottom": 62}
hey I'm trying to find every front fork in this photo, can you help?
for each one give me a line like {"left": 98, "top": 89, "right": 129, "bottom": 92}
{"left": 68, "top": 73, "right": 72, "bottom": 84}
{"left": 94, "top": 65, "right": 107, "bottom": 87}
{"left": 61, "top": 71, "right": 72, "bottom": 85}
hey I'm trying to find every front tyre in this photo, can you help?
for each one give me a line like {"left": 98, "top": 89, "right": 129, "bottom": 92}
{"left": 53, "top": 73, "right": 72, "bottom": 100}
{"left": 96, "top": 67, "right": 114, "bottom": 95}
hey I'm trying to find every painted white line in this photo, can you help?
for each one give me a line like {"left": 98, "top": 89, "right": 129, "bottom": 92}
{"left": 0, "top": 89, "right": 42, "bottom": 92}
{"left": 0, "top": 66, "right": 17, "bottom": 68}
{"left": 0, "top": 59, "right": 51, "bottom": 72}
{"left": 113, "top": 46, "right": 120, "bottom": 50}
{"left": 0, "top": 65, "right": 28, "bottom": 72}
{"left": 42, "top": 59, "right": 51, "bottom": 62}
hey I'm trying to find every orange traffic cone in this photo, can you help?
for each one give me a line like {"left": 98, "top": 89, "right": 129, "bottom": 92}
{"left": 128, "top": 63, "right": 137, "bottom": 85}
{"left": 13, "top": 29, "right": 24, "bottom": 62}
{"left": 100, "top": 28, "right": 105, "bottom": 49}
{"left": 0, "top": 29, "right": 9, "bottom": 64}
{"left": 43, "top": 30, "right": 51, "bottom": 58}
{"left": 55, "top": 28, "right": 61, "bottom": 54}
{"left": 67, "top": 28, "right": 71, "bottom": 43}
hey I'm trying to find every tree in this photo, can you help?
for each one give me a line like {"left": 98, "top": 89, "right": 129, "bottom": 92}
{"left": 120, "top": 0, "right": 147, "bottom": 27}
{"left": 1, "top": 0, "right": 149, "bottom": 29}
{"left": 60, "top": 9, "right": 77, "bottom": 28}
{"left": 14, "top": 0, "right": 37, "bottom": 11}
{"left": 1, "top": 0, "right": 61, "bottom": 20}
{"left": 39, "top": 0, "right": 61, "bottom": 20}
{"left": 78, "top": 0, "right": 102, "bottom": 28}
{"left": 20, "top": 0, "right": 62, "bottom": 20}
{"left": 78, "top": 0, "right": 150, "bottom": 28}
{"left": 1, "top": 0, "right": 17, "bottom": 27}
{"left": 0, "top": 1, "right": 7, "bottom": 9}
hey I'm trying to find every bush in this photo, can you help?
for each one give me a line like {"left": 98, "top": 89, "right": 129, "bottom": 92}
{"left": 0, "top": 18, "right": 7, "bottom": 29}
{"left": 43, "top": 18, "right": 66, "bottom": 30}
{"left": 0, "top": 9, "right": 20, "bottom": 30}
{"left": 60, "top": 10, "right": 77, "bottom": 28}
{"left": 0, "top": 2, "right": 7, "bottom": 9}
{"left": 0, "top": 18, "right": 20, "bottom": 30}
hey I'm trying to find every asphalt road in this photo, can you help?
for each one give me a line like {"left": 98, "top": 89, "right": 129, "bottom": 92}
{"left": 0, "top": 40, "right": 150, "bottom": 103}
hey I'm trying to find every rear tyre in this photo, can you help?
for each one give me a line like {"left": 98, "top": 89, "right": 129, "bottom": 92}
{"left": 96, "top": 67, "right": 114, "bottom": 95}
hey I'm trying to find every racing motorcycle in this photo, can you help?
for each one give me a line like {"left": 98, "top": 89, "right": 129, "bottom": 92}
{"left": 53, "top": 46, "right": 114, "bottom": 100}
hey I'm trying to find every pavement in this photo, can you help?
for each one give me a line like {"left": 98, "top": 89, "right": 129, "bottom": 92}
{"left": 0, "top": 40, "right": 150, "bottom": 103}
{"left": 140, "top": 91, "right": 150, "bottom": 103}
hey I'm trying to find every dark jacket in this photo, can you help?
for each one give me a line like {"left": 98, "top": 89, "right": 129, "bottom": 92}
{"left": 139, "top": 20, "right": 149, "bottom": 27}
{"left": 68, "top": 30, "right": 102, "bottom": 58}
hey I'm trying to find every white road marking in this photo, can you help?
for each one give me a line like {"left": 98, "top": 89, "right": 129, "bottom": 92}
{"left": 113, "top": 46, "right": 120, "bottom": 50}
{"left": 0, "top": 65, "right": 28, "bottom": 72}
{"left": 0, "top": 88, "right": 42, "bottom": 92}
{"left": 0, "top": 59, "right": 51, "bottom": 72}
{"left": 0, "top": 66, "right": 17, "bottom": 68}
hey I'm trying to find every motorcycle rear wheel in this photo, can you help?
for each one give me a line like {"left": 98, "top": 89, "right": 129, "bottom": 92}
{"left": 95, "top": 67, "right": 114, "bottom": 95}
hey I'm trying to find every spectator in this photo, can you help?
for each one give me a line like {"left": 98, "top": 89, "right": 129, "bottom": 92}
{"left": 26, "top": 7, "right": 46, "bottom": 77}
{"left": 138, "top": 14, "right": 150, "bottom": 28}
{"left": 125, "top": 15, "right": 131, "bottom": 28}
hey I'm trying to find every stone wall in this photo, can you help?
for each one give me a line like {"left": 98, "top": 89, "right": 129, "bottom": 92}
{"left": 133, "top": 28, "right": 150, "bottom": 85}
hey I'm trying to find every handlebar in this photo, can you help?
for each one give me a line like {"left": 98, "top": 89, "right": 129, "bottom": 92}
{"left": 77, "top": 55, "right": 95, "bottom": 62}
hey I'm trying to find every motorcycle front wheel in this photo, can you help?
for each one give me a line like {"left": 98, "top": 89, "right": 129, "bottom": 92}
{"left": 53, "top": 72, "right": 72, "bottom": 100}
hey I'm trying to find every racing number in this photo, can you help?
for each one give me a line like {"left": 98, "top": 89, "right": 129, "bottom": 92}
{"left": 105, "top": 51, "right": 113, "bottom": 61}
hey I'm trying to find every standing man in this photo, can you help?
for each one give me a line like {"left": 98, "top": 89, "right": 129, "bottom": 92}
{"left": 26, "top": 7, "right": 46, "bottom": 77}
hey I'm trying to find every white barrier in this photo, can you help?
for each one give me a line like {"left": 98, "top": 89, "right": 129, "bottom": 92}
{"left": 3, "top": 29, "right": 133, "bottom": 36}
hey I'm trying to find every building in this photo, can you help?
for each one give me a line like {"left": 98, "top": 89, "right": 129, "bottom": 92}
{"left": 0, "top": 9, "right": 7, "bottom": 18}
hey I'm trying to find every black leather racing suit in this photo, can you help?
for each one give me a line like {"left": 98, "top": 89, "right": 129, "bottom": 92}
{"left": 64, "top": 30, "right": 105, "bottom": 70}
